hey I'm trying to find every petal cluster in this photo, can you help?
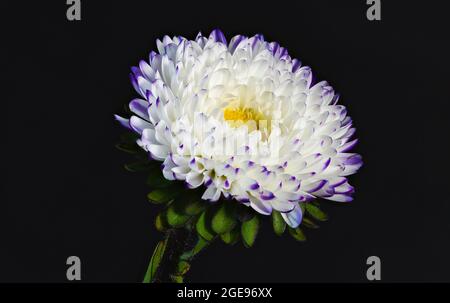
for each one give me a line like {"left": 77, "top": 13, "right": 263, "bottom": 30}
{"left": 116, "top": 30, "right": 362, "bottom": 228}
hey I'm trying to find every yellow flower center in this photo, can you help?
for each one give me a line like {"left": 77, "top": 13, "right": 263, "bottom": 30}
{"left": 223, "top": 106, "right": 270, "bottom": 134}
{"left": 224, "top": 107, "right": 258, "bottom": 122}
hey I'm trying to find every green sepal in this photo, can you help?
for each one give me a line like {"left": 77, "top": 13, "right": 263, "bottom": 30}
{"left": 154, "top": 211, "right": 168, "bottom": 232}
{"left": 196, "top": 210, "right": 216, "bottom": 241}
{"left": 301, "top": 217, "right": 319, "bottom": 229}
{"left": 271, "top": 211, "right": 286, "bottom": 236}
{"left": 220, "top": 226, "right": 240, "bottom": 245}
{"left": 241, "top": 215, "right": 260, "bottom": 248}
{"left": 289, "top": 227, "right": 306, "bottom": 242}
{"left": 305, "top": 203, "right": 328, "bottom": 221}
{"left": 211, "top": 202, "right": 237, "bottom": 234}
{"left": 166, "top": 204, "right": 191, "bottom": 228}
{"left": 147, "top": 189, "right": 177, "bottom": 204}
{"left": 183, "top": 199, "right": 206, "bottom": 216}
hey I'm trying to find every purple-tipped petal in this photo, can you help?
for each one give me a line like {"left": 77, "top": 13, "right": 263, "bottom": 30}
{"left": 228, "top": 35, "right": 245, "bottom": 53}
{"left": 306, "top": 180, "right": 327, "bottom": 193}
{"left": 292, "top": 59, "right": 302, "bottom": 72}
{"left": 281, "top": 204, "right": 303, "bottom": 228}
{"left": 339, "top": 139, "right": 359, "bottom": 153}
{"left": 204, "top": 177, "right": 213, "bottom": 187}
{"left": 250, "top": 183, "right": 260, "bottom": 190}
{"left": 129, "top": 115, "right": 152, "bottom": 134}
{"left": 269, "top": 42, "right": 279, "bottom": 55}
{"left": 114, "top": 115, "right": 132, "bottom": 130}
{"left": 330, "top": 177, "right": 347, "bottom": 188}
{"left": 129, "top": 73, "right": 140, "bottom": 95}
{"left": 260, "top": 191, "right": 275, "bottom": 201}
{"left": 322, "top": 158, "right": 331, "bottom": 171}
{"left": 249, "top": 195, "right": 272, "bottom": 215}
{"left": 224, "top": 179, "right": 230, "bottom": 188}
{"left": 139, "top": 60, "right": 154, "bottom": 80}
{"left": 345, "top": 154, "right": 363, "bottom": 165}
{"left": 326, "top": 194, "right": 354, "bottom": 203}
{"left": 149, "top": 51, "right": 157, "bottom": 63}
{"left": 195, "top": 32, "right": 204, "bottom": 41}
{"left": 129, "top": 98, "right": 149, "bottom": 120}
{"left": 131, "top": 66, "right": 143, "bottom": 78}
{"left": 254, "top": 33, "right": 265, "bottom": 41}
{"left": 238, "top": 197, "right": 250, "bottom": 203}
{"left": 279, "top": 47, "right": 289, "bottom": 59}
{"left": 209, "top": 29, "right": 227, "bottom": 44}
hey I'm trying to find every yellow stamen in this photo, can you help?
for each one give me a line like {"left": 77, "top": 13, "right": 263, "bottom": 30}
{"left": 223, "top": 106, "right": 269, "bottom": 134}
{"left": 224, "top": 107, "right": 258, "bottom": 123}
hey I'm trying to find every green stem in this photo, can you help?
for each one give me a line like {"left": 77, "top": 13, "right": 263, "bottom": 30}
{"left": 144, "top": 226, "right": 209, "bottom": 283}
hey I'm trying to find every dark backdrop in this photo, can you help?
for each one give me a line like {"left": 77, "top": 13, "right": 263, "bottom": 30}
{"left": 4, "top": 1, "right": 450, "bottom": 282}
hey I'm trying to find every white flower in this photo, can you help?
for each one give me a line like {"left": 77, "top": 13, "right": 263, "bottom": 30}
{"left": 116, "top": 30, "right": 362, "bottom": 228}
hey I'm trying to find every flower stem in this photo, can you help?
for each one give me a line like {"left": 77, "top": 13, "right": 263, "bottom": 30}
{"left": 144, "top": 225, "right": 208, "bottom": 283}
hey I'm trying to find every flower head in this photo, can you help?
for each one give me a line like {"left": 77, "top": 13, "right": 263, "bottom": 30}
{"left": 116, "top": 29, "right": 362, "bottom": 228}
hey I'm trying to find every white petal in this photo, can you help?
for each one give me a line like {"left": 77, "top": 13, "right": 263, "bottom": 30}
{"left": 249, "top": 195, "right": 272, "bottom": 215}
{"left": 202, "top": 186, "right": 221, "bottom": 201}
{"left": 186, "top": 171, "right": 204, "bottom": 188}
{"left": 148, "top": 144, "right": 169, "bottom": 160}
{"left": 130, "top": 116, "right": 152, "bottom": 134}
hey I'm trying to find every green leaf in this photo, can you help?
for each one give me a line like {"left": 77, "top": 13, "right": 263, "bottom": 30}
{"left": 176, "top": 261, "right": 191, "bottom": 276}
{"left": 183, "top": 199, "right": 206, "bottom": 216}
{"left": 220, "top": 226, "right": 240, "bottom": 245}
{"left": 196, "top": 210, "right": 216, "bottom": 241}
{"left": 143, "top": 239, "right": 167, "bottom": 283}
{"left": 305, "top": 203, "right": 328, "bottom": 221}
{"left": 166, "top": 204, "right": 190, "bottom": 228}
{"left": 301, "top": 217, "right": 319, "bottom": 229}
{"left": 271, "top": 211, "right": 286, "bottom": 236}
{"left": 211, "top": 202, "right": 237, "bottom": 234}
{"left": 147, "top": 189, "right": 176, "bottom": 204}
{"left": 241, "top": 215, "right": 260, "bottom": 248}
{"left": 289, "top": 227, "right": 306, "bottom": 242}
{"left": 154, "top": 211, "right": 168, "bottom": 232}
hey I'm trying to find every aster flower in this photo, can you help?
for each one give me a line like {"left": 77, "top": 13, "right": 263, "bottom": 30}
{"left": 115, "top": 29, "right": 362, "bottom": 282}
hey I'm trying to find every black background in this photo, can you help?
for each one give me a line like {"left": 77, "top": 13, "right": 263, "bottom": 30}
{"left": 4, "top": 1, "right": 450, "bottom": 282}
